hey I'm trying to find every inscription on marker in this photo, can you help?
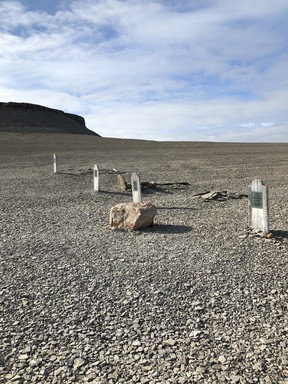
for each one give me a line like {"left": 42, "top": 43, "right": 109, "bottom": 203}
{"left": 131, "top": 172, "right": 142, "bottom": 203}
{"left": 133, "top": 180, "right": 138, "bottom": 191}
{"left": 251, "top": 191, "right": 263, "bottom": 209}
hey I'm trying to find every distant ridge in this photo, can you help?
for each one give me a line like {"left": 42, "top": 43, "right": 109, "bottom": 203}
{"left": 0, "top": 102, "right": 100, "bottom": 136}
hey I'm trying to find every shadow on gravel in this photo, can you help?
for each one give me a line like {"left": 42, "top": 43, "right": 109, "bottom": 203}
{"left": 57, "top": 171, "right": 92, "bottom": 177}
{"left": 271, "top": 230, "right": 288, "bottom": 238}
{"left": 99, "top": 190, "right": 131, "bottom": 196}
{"left": 57, "top": 171, "right": 81, "bottom": 176}
{"left": 142, "top": 224, "right": 192, "bottom": 234}
{"left": 157, "top": 206, "right": 197, "bottom": 211}
{"left": 142, "top": 189, "right": 173, "bottom": 195}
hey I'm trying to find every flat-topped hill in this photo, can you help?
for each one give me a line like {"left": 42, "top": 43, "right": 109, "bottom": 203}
{"left": 0, "top": 102, "right": 99, "bottom": 136}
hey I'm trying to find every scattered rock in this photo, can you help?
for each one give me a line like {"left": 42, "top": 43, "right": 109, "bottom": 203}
{"left": 73, "top": 357, "right": 85, "bottom": 371}
{"left": 163, "top": 338, "right": 177, "bottom": 346}
{"left": 18, "top": 354, "right": 29, "bottom": 361}
{"left": 218, "top": 355, "right": 226, "bottom": 364}
{"left": 29, "top": 358, "right": 42, "bottom": 368}
{"left": 1, "top": 143, "right": 287, "bottom": 384}
{"left": 131, "top": 340, "right": 141, "bottom": 347}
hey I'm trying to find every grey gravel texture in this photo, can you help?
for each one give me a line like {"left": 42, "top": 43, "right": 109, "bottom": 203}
{"left": 1, "top": 134, "right": 287, "bottom": 384}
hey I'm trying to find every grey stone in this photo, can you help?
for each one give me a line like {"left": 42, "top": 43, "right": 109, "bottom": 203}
{"left": 73, "top": 357, "right": 86, "bottom": 371}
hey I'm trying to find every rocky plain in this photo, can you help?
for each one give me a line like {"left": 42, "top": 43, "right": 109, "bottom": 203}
{"left": 0, "top": 132, "right": 287, "bottom": 384}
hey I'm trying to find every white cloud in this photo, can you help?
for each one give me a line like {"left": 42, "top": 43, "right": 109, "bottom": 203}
{"left": 0, "top": 0, "right": 287, "bottom": 141}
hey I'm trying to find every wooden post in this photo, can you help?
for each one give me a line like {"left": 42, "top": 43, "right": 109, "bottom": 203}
{"left": 248, "top": 179, "right": 269, "bottom": 235}
{"left": 93, "top": 164, "right": 100, "bottom": 191}
{"left": 53, "top": 154, "right": 57, "bottom": 174}
{"left": 131, "top": 172, "right": 142, "bottom": 203}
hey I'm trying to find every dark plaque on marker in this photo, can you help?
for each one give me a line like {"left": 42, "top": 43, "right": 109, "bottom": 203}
{"left": 251, "top": 191, "right": 263, "bottom": 209}
{"left": 133, "top": 181, "right": 138, "bottom": 191}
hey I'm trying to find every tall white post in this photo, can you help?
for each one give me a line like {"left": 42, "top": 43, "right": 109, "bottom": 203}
{"left": 93, "top": 164, "right": 100, "bottom": 191}
{"left": 53, "top": 154, "right": 57, "bottom": 174}
{"left": 131, "top": 172, "right": 142, "bottom": 203}
{"left": 248, "top": 179, "right": 269, "bottom": 235}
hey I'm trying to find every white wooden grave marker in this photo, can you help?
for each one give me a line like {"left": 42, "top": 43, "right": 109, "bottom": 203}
{"left": 93, "top": 164, "right": 100, "bottom": 191}
{"left": 248, "top": 179, "right": 269, "bottom": 235}
{"left": 53, "top": 153, "right": 57, "bottom": 174}
{"left": 131, "top": 172, "right": 142, "bottom": 203}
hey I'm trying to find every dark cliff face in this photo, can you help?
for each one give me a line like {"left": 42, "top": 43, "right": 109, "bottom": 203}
{"left": 0, "top": 102, "right": 100, "bottom": 136}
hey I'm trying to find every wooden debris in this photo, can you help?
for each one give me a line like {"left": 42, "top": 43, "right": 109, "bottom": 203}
{"left": 192, "top": 190, "right": 248, "bottom": 201}
{"left": 117, "top": 178, "right": 191, "bottom": 192}
{"left": 240, "top": 226, "right": 282, "bottom": 243}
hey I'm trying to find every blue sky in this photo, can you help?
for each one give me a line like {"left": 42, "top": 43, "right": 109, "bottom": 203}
{"left": 0, "top": 0, "right": 287, "bottom": 141}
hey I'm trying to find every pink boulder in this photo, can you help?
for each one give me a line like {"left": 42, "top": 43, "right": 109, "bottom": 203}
{"left": 109, "top": 202, "right": 157, "bottom": 230}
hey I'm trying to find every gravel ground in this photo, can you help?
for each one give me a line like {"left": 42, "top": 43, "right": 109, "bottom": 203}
{"left": 1, "top": 134, "right": 287, "bottom": 384}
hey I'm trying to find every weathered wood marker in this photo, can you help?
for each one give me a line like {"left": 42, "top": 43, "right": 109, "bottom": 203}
{"left": 93, "top": 164, "right": 100, "bottom": 191}
{"left": 131, "top": 172, "right": 142, "bottom": 203}
{"left": 53, "top": 153, "right": 57, "bottom": 174}
{"left": 248, "top": 179, "right": 269, "bottom": 235}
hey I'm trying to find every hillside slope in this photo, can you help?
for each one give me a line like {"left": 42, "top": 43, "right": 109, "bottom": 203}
{"left": 0, "top": 102, "right": 99, "bottom": 136}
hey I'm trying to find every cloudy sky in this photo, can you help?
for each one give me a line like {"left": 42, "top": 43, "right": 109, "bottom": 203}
{"left": 0, "top": 0, "right": 287, "bottom": 141}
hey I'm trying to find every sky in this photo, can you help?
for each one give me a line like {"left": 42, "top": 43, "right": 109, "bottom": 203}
{"left": 0, "top": 0, "right": 287, "bottom": 142}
